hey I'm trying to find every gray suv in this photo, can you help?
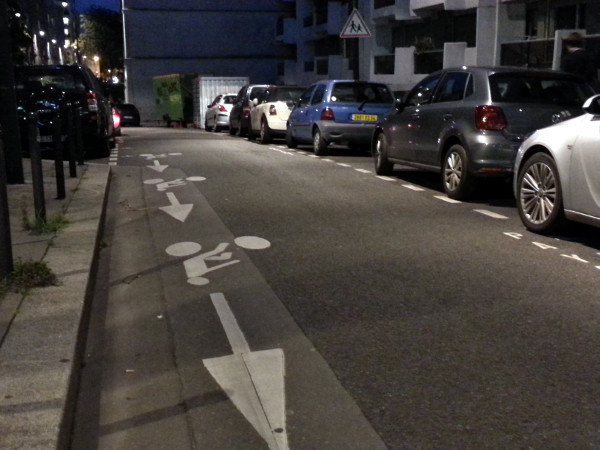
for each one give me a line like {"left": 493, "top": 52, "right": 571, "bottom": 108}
{"left": 372, "top": 66, "right": 596, "bottom": 199}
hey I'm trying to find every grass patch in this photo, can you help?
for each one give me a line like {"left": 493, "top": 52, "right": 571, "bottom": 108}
{"left": 22, "top": 211, "right": 69, "bottom": 235}
{"left": 0, "top": 259, "right": 58, "bottom": 296}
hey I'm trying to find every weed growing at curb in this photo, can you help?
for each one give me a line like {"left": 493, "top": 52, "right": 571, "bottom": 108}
{"left": 22, "top": 210, "right": 69, "bottom": 235}
{"left": 0, "top": 259, "right": 59, "bottom": 297}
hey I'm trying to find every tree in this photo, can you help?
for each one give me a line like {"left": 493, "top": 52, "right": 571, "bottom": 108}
{"left": 79, "top": 7, "right": 123, "bottom": 77}
{"left": 7, "top": 0, "right": 32, "bottom": 65}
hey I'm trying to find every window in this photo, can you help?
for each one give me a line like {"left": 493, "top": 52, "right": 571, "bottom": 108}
{"left": 311, "top": 84, "right": 326, "bottom": 105}
{"left": 298, "top": 85, "right": 316, "bottom": 107}
{"left": 404, "top": 74, "right": 443, "bottom": 106}
{"left": 434, "top": 72, "right": 469, "bottom": 103}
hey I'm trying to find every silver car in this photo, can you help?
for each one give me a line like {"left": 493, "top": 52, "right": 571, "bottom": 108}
{"left": 372, "top": 66, "right": 596, "bottom": 200}
{"left": 205, "top": 93, "right": 237, "bottom": 132}
{"left": 514, "top": 94, "right": 600, "bottom": 234}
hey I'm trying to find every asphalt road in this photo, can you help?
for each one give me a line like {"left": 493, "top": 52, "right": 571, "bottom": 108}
{"left": 72, "top": 127, "right": 600, "bottom": 449}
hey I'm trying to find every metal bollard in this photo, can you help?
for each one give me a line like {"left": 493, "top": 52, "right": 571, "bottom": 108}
{"left": 28, "top": 112, "right": 46, "bottom": 224}
{"left": 66, "top": 105, "right": 77, "bottom": 177}
{"left": 75, "top": 107, "right": 84, "bottom": 165}
{"left": 0, "top": 126, "right": 15, "bottom": 279}
{"left": 52, "top": 107, "right": 65, "bottom": 199}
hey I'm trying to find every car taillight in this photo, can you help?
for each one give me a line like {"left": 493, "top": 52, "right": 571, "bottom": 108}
{"left": 87, "top": 91, "right": 98, "bottom": 111}
{"left": 475, "top": 105, "right": 506, "bottom": 131}
{"left": 218, "top": 104, "right": 227, "bottom": 112}
{"left": 321, "top": 107, "right": 335, "bottom": 120}
{"left": 112, "top": 109, "right": 121, "bottom": 128}
{"left": 269, "top": 105, "right": 277, "bottom": 115}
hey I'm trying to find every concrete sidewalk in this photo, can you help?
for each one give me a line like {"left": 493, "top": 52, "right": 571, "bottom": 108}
{"left": 0, "top": 159, "right": 110, "bottom": 448}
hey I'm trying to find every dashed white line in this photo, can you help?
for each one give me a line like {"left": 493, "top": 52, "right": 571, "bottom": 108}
{"left": 401, "top": 184, "right": 424, "bottom": 191}
{"left": 354, "top": 168, "right": 372, "bottom": 174}
{"left": 473, "top": 209, "right": 508, "bottom": 220}
{"left": 337, "top": 163, "right": 352, "bottom": 167}
{"left": 376, "top": 176, "right": 396, "bottom": 182}
{"left": 434, "top": 195, "right": 461, "bottom": 204}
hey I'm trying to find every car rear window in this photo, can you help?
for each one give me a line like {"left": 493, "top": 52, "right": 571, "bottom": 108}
{"left": 490, "top": 74, "right": 596, "bottom": 106}
{"left": 269, "top": 87, "right": 305, "bottom": 103}
{"left": 15, "top": 70, "right": 86, "bottom": 92}
{"left": 223, "top": 95, "right": 236, "bottom": 103}
{"left": 330, "top": 82, "right": 394, "bottom": 104}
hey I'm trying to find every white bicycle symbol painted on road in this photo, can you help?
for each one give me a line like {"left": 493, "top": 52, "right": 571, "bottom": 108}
{"left": 166, "top": 236, "right": 271, "bottom": 285}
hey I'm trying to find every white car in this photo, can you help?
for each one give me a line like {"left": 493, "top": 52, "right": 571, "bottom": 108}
{"left": 205, "top": 93, "right": 237, "bottom": 132}
{"left": 514, "top": 94, "right": 600, "bottom": 234}
{"left": 248, "top": 85, "right": 304, "bottom": 143}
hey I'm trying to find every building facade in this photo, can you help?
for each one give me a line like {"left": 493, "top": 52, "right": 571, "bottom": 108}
{"left": 122, "top": 0, "right": 600, "bottom": 124}
{"left": 9, "top": 0, "right": 78, "bottom": 66}
{"left": 122, "top": 0, "right": 293, "bottom": 123}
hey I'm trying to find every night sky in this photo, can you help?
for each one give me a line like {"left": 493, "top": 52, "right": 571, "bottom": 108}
{"left": 74, "top": 0, "right": 121, "bottom": 14}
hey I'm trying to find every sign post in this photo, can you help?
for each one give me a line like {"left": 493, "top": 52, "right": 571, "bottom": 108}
{"left": 340, "top": 8, "right": 371, "bottom": 80}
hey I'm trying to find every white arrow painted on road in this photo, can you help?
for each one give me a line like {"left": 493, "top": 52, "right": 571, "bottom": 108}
{"left": 147, "top": 159, "right": 169, "bottom": 172}
{"left": 159, "top": 192, "right": 193, "bottom": 222}
{"left": 203, "top": 292, "right": 288, "bottom": 450}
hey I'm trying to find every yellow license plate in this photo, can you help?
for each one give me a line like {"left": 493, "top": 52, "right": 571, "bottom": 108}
{"left": 352, "top": 114, "right": 378, "bottom": 122}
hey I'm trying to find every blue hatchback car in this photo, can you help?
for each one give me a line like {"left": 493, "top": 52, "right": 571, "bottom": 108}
{"left": 285, "top": 80, "right": 395, "bottom": 155}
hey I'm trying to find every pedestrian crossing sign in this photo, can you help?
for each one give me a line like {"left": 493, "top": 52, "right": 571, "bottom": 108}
{"left": 340, "top": 8, "right": 371, "bottom": 38}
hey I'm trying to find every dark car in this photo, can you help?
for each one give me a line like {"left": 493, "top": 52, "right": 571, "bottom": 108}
{"left": 286, "top": 80, "right": 395, "bottom": 155}
{"left": 116, "top": 103, "right": 141, "bottom": 127}
{"left": 372, "top": 66, "right": 597, "bottom": 199}
{"left": 229, "top": 84, "right": 268, "bottom": 137}
{"left": 15, "top": 64, "right": 115, "bottom": 158}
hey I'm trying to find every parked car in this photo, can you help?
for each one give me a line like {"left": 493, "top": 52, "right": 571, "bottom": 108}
{"left": 513, "top": 94, "right": 600, "bottom": 234}
{"left": 205, "top": 93, "right": 236, "bottom": 132}
{"left": 229, "top": 85, "right": 269, "bottom": 136}
{"left": 116, "top": 103, "right": 140, "bottom": 127}
{"left": 248, "top": 85, "right": 305, "bottom": 143}
{"left": 372, "top": 66, "right": 597, "bottom": 200}
{"left": 14, "top": 64, "right": 115, "bottom": 158}
{"left": 285, "top": 80, "right": 395, "bottom": 155}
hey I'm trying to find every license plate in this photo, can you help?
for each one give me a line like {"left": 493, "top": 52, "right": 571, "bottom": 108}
{"left": 352, "top": 114, "right": 378, "bottom": 122}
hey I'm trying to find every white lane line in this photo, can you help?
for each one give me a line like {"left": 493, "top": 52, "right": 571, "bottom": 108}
{"left": 320, "top": 158, "right": 335, "bottom": 163}
{"left": 401, "top": 184, "right": 424, "bottom": 191}
{"left": 355, "top": 168, "right": 372, "bottom": 174}
{"left": 473, "top": 209, "right": 508, "bottom": 220}
{"left": 337, "top": 163, "right": 352, "bottom": 167}
{"left": 376, "top": 176, "right": 396, "bottom": 182}
{"left": 434, "top": 195, "right": 461, "bottom": 204}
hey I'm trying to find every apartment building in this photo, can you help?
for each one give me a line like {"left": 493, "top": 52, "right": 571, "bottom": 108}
{"left": 277, "top": 0, "right": 599, "bottom": 93}
{"left": 9, "top": 0, "right": 77, "bottom": 66}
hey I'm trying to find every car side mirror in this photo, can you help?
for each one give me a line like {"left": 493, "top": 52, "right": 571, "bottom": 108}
{"left": 582, "top": 94, "right": 600, "bottom": 115}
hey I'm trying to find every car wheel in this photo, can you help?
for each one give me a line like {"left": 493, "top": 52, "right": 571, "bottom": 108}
{"left": 516, "top": 152, "right": 565, "bottom": 234}
{"left": 373, "top": 133, "right": 393, "bottom": 176}
{"left": 285, "top": 128, "right": 297, "bottom": 149}
{"left": 259, "top": 118, "right": 271, "bottom": 144}
{"left": 313, "top": 128, "right": 327, "bottom": 156}
{"left": 229, "top": 120, "right": 237, "bottom": 135}
{"left": 236, "top": 121, "right": 247, "bottom": 137}
{"left": 247, "top": 127, "right": 256, "bottom": 140}
{"left": 442, "top": 144, "right": 475, "bottom": 200}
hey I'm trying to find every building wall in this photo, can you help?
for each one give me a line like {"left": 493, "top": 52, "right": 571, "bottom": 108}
{"left": 122, "top": 0, "right": 288, "bottom": 123}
